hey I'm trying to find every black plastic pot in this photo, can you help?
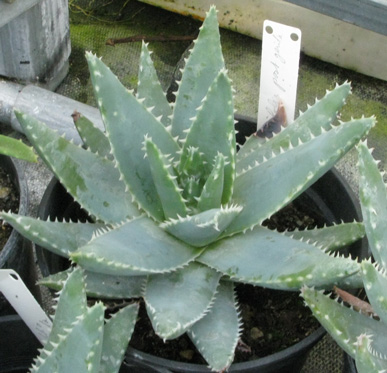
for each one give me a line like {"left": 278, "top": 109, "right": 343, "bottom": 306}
{"left": 122, "top": 331, "right": 325, "bottom": 372}
{"left": 0, "top": 155, "right": 42, "bottom": 373}
{"left": 0, "top": 155, "right": 40, "bottom": 314}
{"left": 343, "top": 352, "right": 357, "bottom": 373}
{"left": 34, "top": 116, "right": 367, "bottom": 372}
{"left": 0, "top": 315, "right": 41, "bottom": 373}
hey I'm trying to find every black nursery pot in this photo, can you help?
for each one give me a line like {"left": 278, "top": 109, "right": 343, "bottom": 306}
{"left": 0, "top": 315, "right": 41, "bottom": 373}
{"left": 343, "top": 352, "right": 357, "bottom": 373}
{"left": 0, "top": 155, "right": 42, "bottom": 373}
{"left": 0, "top": 155, "right": 40, "bottom": 314}
{"left": 35, "top": 116, "right": 367, "bottom": 373}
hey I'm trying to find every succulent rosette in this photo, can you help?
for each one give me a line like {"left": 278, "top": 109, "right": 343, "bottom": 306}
{"left": 1, "top": 7, "right": 375, "bottom": 371}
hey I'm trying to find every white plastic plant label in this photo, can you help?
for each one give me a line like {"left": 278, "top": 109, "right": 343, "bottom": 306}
{"left": 257, "top": 20, "right": 301, "bottom": 133}
{"left": 0, "top": 269, "right": 52, "bottom": 344}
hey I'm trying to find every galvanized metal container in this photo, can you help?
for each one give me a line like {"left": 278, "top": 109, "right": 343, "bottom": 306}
{"left": 0, "top": 0, "right": 71, "bottom": 90}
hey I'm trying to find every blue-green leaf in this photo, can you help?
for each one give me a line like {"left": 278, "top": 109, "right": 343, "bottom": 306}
{"left": 286, "top": 222, "right": 365, "bottom": 253}
{"left": 171, "top": 6, "right": 225, "bottom": 140}
{"left": 237, "top": 82, "right": 352, "bottom": 171}
{"left": 188, "top": 281, "right": 241, "bottom": 372}
{"left": 228, "top": 117, "right": 375, "bottom": 235}
{"left": 301, "top": 286, "right": 387, "bottom": 358}
{"left": 40, "top": 268, "right": 146, "bottom": 299}
{"left": 137, "top": 41, "right": 172, "bottom": 127}
{"left": 0, "top": 211, "right": 105, "bottom": 258}
{"left": 144, "top": 262, "right": 221, "bottom": 339}
{"left": 71, "top": 217, "right": 203, "bottom": 276}
{"left": 86, "top": 52, "right": 180, "bottom": 221}
{"left": 15, "top": 111, "right": 138, "bottom": 224}
{"left": 100, "top": 303, "right": 139, "bottom": 373}
{"left": 199, "top": 226, "right": 362, "bottom": 290}
{"left": 72, "top": 112, "right": 112, "bottom": 160}
{"left": 31, "top": 303, "right": 105, "bottom": 373}
{"left": 355, "top": 334, "right": 387, "bottom": 373}
{"left": 31, "top": 268, "right": 100, "bottom": 373}
{"left": 361, "top": 261, "right": 387, "bottom": 325}
{"left": 145, "top": 137, "right": 187, "bottom": 219}
{"left": 48, "top": 268, "right": 88, "bottom": 343}
{"left": 358, "top": 141, "right": 387, "bottom": 268}
{"left": 160, "top": 205, "right": 242, "bottom": 247}
{"left": 179, "top": 71, "right": 235, "bottom": 204}
{"left": 197, "top": 153, "right": 225, "bottom": 211}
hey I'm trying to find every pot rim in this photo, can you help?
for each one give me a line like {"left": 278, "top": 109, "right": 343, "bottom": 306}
{"left": 124, "top": 326, "right": 326, "bottom": 372}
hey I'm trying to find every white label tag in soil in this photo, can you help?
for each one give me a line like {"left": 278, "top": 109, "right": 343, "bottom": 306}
{"left": 0, "top": 269, "right": 52, "bottom": 344}
{"left": 257, "top": 20, "right": 301, "bottom": 132}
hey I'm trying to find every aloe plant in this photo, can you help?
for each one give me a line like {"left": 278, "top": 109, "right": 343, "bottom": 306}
{"left": 30, "top": 267, "right": 139, "bottom": 373}
{"left": 302, "top": 141, "right": 387, "bottom": 373}
{"left": 0, "top": 134, "right": 37, "bottom": 162}
{"left": 0, "top": 7, "right": 376, "bottom": 371}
